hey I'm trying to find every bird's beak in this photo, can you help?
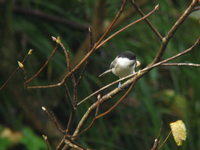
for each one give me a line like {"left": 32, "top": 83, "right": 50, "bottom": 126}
{"left": 136, "top": 60, "right": 141, "bottom": 67}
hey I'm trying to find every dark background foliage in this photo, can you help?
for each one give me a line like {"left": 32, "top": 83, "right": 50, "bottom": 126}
{"left": 0, "top": 0, "right": 200, "bottom": 149}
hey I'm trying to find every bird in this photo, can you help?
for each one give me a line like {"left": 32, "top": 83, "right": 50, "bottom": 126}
{"left": 99, "top": 51, "right": 140, "bottom": 87}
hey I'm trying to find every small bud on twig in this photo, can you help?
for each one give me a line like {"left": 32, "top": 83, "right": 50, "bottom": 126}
{"left": 41, "top": 106, "right": 46, "bottom": 111}
{"left": 42, "top": 135, "right": 48, "bottom": 140}
{"left": 51, "top": 36, "right": 61, "bottom": 44}
{"left": 155, "top": 4, "right": 159, "bottom": 10}
{"left": 17, "top": 61, "right": 24, "bottom": 69}
{"left": 51, "top": 36, "right": 57, "bottom": 41}
{"left": 28, "top": 49, "right": 33, "bottom": 55}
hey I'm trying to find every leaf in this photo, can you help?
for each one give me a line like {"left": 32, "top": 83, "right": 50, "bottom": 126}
{"left": 170, "top": 120, "right": 187, "bottom": 146}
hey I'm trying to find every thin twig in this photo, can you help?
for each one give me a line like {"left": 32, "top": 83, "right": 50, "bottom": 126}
{"left": 96, "top": 81, "right": 135, "bottom": 119}
{"left": 59, "top": 41, "right": 71, "bottom": 72}
{"left": 56, "top": 138, "right": 66, "bottom": 150}
{"left": 159, "top": 131, "right": 172, "bottom": 149}
{"left": 151, "top": 139, "right": 159, "bottom": 150}
{"left": 78, "top": 37, "right": 199, "bottom": 106}
{"left": 89, "top": 26, "right": 93, "bottom": 49}
{"left": 26, "top": 3, "right": 159, "bottom": 89}
{"left": 150, "top": 125, "right": 162, "bottom": 150}
{"left": 41, "top": 106, "right": 65, "bottom": 134}
{"left": 72, "top": 37, "right": 199, "bottom": 139}
{"left": 0, "top": 50, "right": 31, "bottom": 90}
{"left": 152, "top": 0, "right": 198, "bottom": 63}
{"left": 64, "top": 139, "right": 86, "bottom": 150}
{"left": 64, "top": 83, "right": 76, "bottom": 133}
{"left": 161, "top": 63, "right": 200, "bottom": 67}
{"left": 129, "top": 0, "right": 162, "bottom": 41}
{"left": 27, "top": 0, "right": 127, "bottom": 89}
{"left": 95, "top": 4, "right": 159, "bottom": 49}
{"left": 42, "top": 135, "right": 51, "bottom": 150}
{"left": 25, "top": 44, "right": 58, "bottom": 84}
{"left": 77, "top": 72, "right": 137, "bottom": 106}
{"left": 146, "top": 37, "right": 200, "bottom": 71}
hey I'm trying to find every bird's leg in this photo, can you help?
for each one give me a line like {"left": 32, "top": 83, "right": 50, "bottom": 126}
{"left": 118, "top": 82, "right": 122, "bottom": 88}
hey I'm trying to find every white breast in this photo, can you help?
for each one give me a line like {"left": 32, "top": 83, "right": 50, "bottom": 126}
{"left": 111, "top": 57, "right": 136, "bottom": 78}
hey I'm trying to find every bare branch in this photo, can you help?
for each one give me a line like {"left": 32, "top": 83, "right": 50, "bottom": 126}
{"left": 78, "top": 37, "right": 199, "bottom": 107}
{"left": 146, "top": 37, "right": 200, "bottom": 71}
{"left": 88, "top": 26, "right": 93, "bottom": 49}
{"left": 41, "top": 106, "right": 65, "bottom": 134}
{"left": 151, "top": 139, "right": 159, "bottom": 150}
{"left": 129, "top": 0, "right": 162, "bottom": 41}
{"left": 152, "top": 0, "right": 198, "bottom": 63}
{"left": 95, "top": 81, "right": 135, "bottom": 119}
{"left": 96, "top": 4, "right": 159, "bottom": 49}
{"left": 25, "top": 44, "right": 58, "bottom": 84}
{"left": 161, "top": 63, "right": 200, "bottom": 67}
{"left": 64, "top": 139, "right": 86, "bottom": 150}
{"left": 0, "top": 50, "right": 32, "bottom": 90}
{"left": 26, "top": 0, "right": 128, "bottom": 89}
{"left": 72, "top": 37, "right": 200, "bottom": 140}
{"left": 77, "top": 72, "right": 137, "bottom": 106}
{"left": 42, "top": 135, "right": 51, "bottom": 150}
{"left": 159, "top": 131, "right": 172, "bottom": 149}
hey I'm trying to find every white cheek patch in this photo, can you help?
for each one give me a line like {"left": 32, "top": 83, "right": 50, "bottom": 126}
{"left": 116, "top": 57, "right": 134, "bottom": 68}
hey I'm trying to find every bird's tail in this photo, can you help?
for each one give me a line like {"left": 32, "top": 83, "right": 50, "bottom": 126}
{"left": 98, "top": 69, "right": 112, "bottom": 77}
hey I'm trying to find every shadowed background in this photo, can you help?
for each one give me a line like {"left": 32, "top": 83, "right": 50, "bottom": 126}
{"left": 0, "top": 0, "right": 200, "bottom": 149}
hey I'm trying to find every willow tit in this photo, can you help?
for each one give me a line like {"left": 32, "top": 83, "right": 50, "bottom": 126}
{"left": 99, "top": 51, "right": 140, "bottom": 86}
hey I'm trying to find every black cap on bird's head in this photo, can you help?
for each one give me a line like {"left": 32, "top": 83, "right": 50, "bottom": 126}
{"left": 117, "top": 51, "right": 136, "bottom": 60}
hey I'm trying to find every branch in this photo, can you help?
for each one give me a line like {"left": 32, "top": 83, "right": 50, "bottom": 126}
{"left": 41, "top": 106, "right": 65, "bottom": 134}
{"left": 26, "top": 2, "right": 159, "bottom": 89}
{"left": 129, "top": 0, "right": 162, "bottom": 41}
{"left": 64, "top": 139, "right": 86, "bottom": 150}
{"left": 158, "top": 131, "right": 172, "bottom": 149}
{"left": 150, "top": 139, "right": 159, "bottom": 150}
{"left": 146, "top": 37, "right": 200, "bottom": 71}
{"left": 72, "top": 37, "right": 199, "bottom": 138}
{"left": 95, "top": 81, "right": 135, "bottom": 119}
{"left": 74, "top": 0, "right": 149, "bottom": 63}
{"left": 95, "top": 4, "right": 159, "bottom": 49}
{"left": 25, "top": 44, "right": 58, "bottom": 84}
{"left": 78, "top": 37, "right": 200, "bottom": 106}
{"left": 161, "top": 63, "right": 200, "bottom": 67}
{"left": 0, "top": 49, "right": 32, "bottom": 90}
{"left": 42, "top": 135, "right": 51, "bottom": 150}
{"left": 152, "top": 0, "right": 199, "bottom": 63}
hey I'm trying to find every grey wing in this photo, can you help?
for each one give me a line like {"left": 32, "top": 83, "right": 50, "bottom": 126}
{"left": 110, "top": 59, "right": 117, "bottom": 69}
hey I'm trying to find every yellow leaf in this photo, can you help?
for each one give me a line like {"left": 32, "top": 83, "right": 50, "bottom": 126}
{"left": 170, "top": 120, "right": 187, "bottom": 146}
